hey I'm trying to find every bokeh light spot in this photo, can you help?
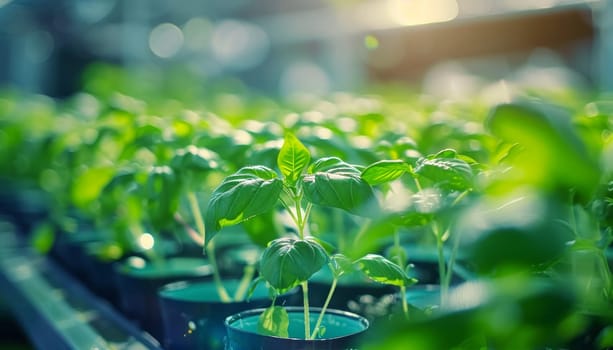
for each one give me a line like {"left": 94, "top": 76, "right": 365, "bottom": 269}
{"left": 138, "top": 233, "right": 155, "bottom": 250}
{"left": 149, "top": 23, "right": 184, "bottom": 58}
{"left": 364, "top": 35, "right": 379, "bottom": 50}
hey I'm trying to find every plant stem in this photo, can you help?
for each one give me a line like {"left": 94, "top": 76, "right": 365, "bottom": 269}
{"left": 234, "top": 263, "right": 256, "bottom": 301}
{"left": 205, "top": 238, "right": 232, "bottom": 302}
{"left": 303, "top": 202, "right": 312, "bottom": 233}
{"left": 393, "top": 232, "right": 410, "bottom": 319}
{"left": 311, "top": 278, "right": 337, "bottom": 339}
{"left": 399, "top": 285, "right": 409, "bottom": 319}
{"left": 432, "top": 222, "right": 447, "bottom": 306}
{"left": 295, "top": 194, "right": 305, "bottom": 239}
{"left": 333, "top": 209, "right": 346, "bottom": 252}
{"left": 292, "top": 191, "right": 313, "bottom": 339}
{"left": 444, "top": 227, "right": 462, "bottom": 290}
{"left": 279, "top": 196, "right": 298, "bottom": 227}
{"left": 436, "top": 238, "right": 446, "bottom": 306}
{"left": 301, "top": 281, "right": 311, "bottom": 339}
{"left": 413, "top": 176, "right": 423, "bottom": 192}
{"left": 596, "top": 248, "right": 613, "bottom": 300}
{"left": 187, "top": 192, "right": 206, "bottom": 245}
{"left": 569, "top": 190, "right": 578, "bottom": 235}
{"left": 187, "top": 191, "right": 231, "bottom": 302}
{"left": 354, "top": 219, "right": 371, "bottom": 242}
{"left": 441, "top": 190, "right": 469, "bottom": 291}
{"left": 393, "top": 231, "right": 402, "bottom": 262}
{"left": 451, "top": 190, "right": 470, "bottom": 207}
{"left": 174, "top": 212, "right": 204, "bottom": 246}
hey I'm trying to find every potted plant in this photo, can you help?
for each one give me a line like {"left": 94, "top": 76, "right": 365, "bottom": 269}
{"left": 156, "top": 144, "right": 298, "bottom": 350}
{"left": 358, "top": 147, "right": 478, "bottom": 310}
{"left": 84, "top": 111, "right": 219, "bottom": 338}
{"left": 358, "top": 99, "right": 612, "bottom": 350}
{"left": 109, "top": 164, "right": 215, "bottom": 340}
{"left": 204, "top": 132, "right": 416, "bottom": 349}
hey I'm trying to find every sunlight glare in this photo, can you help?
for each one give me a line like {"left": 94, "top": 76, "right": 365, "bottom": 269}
{"left": 139, "top": 233, "right": 155, "bottom": 250}
{"left": 386, "top": 0, "right": 459, "bottom": 27}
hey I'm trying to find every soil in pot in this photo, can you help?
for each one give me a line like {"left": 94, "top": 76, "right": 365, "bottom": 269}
{"left": 158, "top": 278, "right": 299, "bottom": 350}
{"left": 225, "top": 307, "right": 369, "bottom": 350}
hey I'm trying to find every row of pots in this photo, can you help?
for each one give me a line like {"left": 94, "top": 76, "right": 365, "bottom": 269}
{"left": 49, "top": 229, "right": 457, "bottom": 350}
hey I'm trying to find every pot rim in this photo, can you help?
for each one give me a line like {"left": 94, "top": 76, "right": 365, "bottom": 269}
{"left": 114, "top": 256, "right": 213, "bottom": 279}
{"left": 158, "top": 278, "right": 300, "bottom": 303}
{"left": 159, "top": 278, "right": 255, "bottom": 303}
{"left": 225, "top": 306, "right": 369, "bottom": 341}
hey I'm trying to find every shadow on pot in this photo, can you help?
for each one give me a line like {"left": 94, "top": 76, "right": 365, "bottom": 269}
{"left": 114, "top": 256, "right": 213, "bottom": 341}
{"left": 158, "top": 278, "right": 299, "bottom": 350}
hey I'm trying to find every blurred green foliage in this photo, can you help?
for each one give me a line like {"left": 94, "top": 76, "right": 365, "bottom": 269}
{"left": 0, "top": 64, "right": 611, "bottom": 348}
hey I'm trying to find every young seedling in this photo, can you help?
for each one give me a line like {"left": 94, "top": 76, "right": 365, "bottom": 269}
{"left": 205, "top": 133, "right": 414, "bottom": 338}
{"left": 361, "top": 149, "right": 476, "bottom": 306}
{"left": 170, "top": 145, "right": 253, "bottom": 302}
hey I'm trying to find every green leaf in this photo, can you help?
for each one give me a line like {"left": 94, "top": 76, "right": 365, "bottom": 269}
{"left": 414, "top": 154, "right": 473, "bottom": 192}
{"left": 146, "top": 166, "right": 177, "bottom": 197}
{"left": 205, "top": 166, "right": 283, "bottom": 244}
{"left": 432, "top": 148, "right": 458, "bottom": 159}
{"left": 392, "top": 211, "right": 434, "bottom": 227}
{"left": 246, "top": 276, "right": 265, "bottom": 301}
{"left": 306, "top": 236, "right": 336, "bottom": 255}
{"left": 259, "top": 237, "right": 328, "bottom": 292}
{"left": 257, "top": 305, "right": 289, "bottom": 338}
{"left": 329, "top": 254, "right": 354, "bottom": 278}
{"left": 277, "top": 133, "right": 310, "bottom": 186}
{"left": 361, "top": 160, "right": 411, "bottom": 185}
{"left": 71, "top": 166, "right": 115, "bottom": 209}
{"left": 30, "top": 223, "right": 55, "bottom": 254}
{"left": 344, "top": 219, "right": 397, "bottom": 260}
{"left": 99, "top": 169, "right": 140, "bottom": 216}
{"left": 171, "top": 145, "right": 221, "bottom": 172}
{"left": 387, "top": 245, "right": 407, "bottom": 267}
{"left": 597, "top": 325, "right": 613, "bottom": 349}
{"left": 308, "top": 157, "right": 356, "bottom": 174}
{"left": 303, "top": 157, "right": 379, "bottom": 217}
{"left": 356, "top": 254, "right": 417, "bottom": 287}
{"left": 486, "top": 103, "right": 600, "bottom": 200}
{"left": 317, "top": 326, "right": 327, "bottom": 338}
{"left": 242, "top": 210, "right": 283, "bottom": 247}
{"left": 145, "top": 166, "right": 180, "bottom": 231}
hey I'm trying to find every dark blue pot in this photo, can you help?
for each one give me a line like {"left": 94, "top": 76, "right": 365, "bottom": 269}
{"left": 158, "top": 279, "right": 298, "bottom": 350}
{"left": 79, "top": 242, "right": 123, "bottom": 306}
{"left": 114, "top": 256, "right": 213, "bottom": 341}
{"left": 0, "top": 181, "right": 49, "bottom": 236}
{"left": 50, "top": 230, "right": 104, "bottom": 283}
{"left": 225, "top": 307, "right": 369, "bottom": 350}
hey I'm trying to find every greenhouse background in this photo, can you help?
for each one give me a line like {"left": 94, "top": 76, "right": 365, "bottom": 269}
{"left": 3, "top": 0, "right": 613, "bottom": 97}
{"left": 0, "top": 0, "right": 612, "bottom": 349}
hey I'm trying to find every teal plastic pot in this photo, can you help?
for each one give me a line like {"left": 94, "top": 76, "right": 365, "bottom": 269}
{"left": 114, "top": 256, "right": 213, "bottom": 340}
{"left": 225, "top": 307, "right": 369, "bottom": 350}
{"left": 158, "top": 279, "right": 298, "bottom": 350}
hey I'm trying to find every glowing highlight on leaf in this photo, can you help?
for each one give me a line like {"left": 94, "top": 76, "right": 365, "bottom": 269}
{"left": 278, "top": 133, "right": 310, "bottom": 186}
